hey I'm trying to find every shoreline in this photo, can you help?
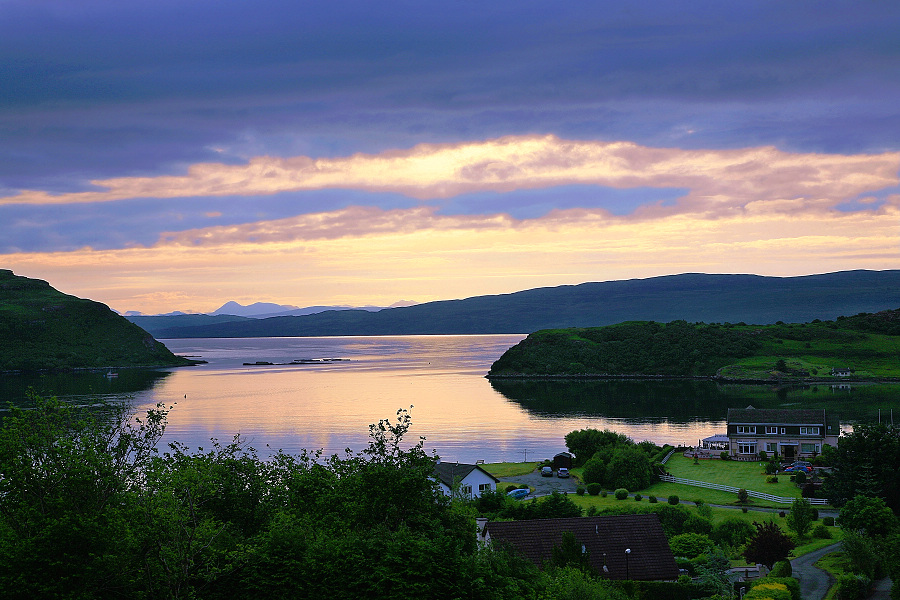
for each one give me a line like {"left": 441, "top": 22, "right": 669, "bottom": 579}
{"left": 485, "top": 373, "right": 900, "bottom": 384}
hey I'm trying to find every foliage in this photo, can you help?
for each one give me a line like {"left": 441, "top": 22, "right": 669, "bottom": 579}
{"left": 669, "top": 533, "right": 713, "bottom": 559}
{"left": 0, "top": 270, "right": 192, "bottom": 371}
{"left": 785, "top": 497, "right": 816, "bottom": 538}
{"left": 836, "top": 574, "right": 871, "bottom": 600}
{"left": 0, "top": 398, "right": 544, "bottom": 598}
{"left": 743, "top": 521, "right": 795, "bottom": 569}
{"left": 712, "top": 517, "right": 756, "bottom": 547}
{"left": 634, "top": 494, "right": 642, "bottom": 501}
{"left": 693, "top": 545, "right": 734, "bottom": 599}
{"left": 564, "top": 428, "right": 632, "bottom": 467}
{"left": 745, "top": 581, "right": 793, "bottom": 600}
{"left": 582, "top": 455, "right": 607, "bottom": 484}
{"left": 812, "top": 524, "right": 832, "bottom": 539}
{"left": 668, "top": 495, "right": 680, "bottom": 505}
{"left": 648, "top": 495, "right": 657, "bottom": 503}
{"left": 823, "top": 423, "right": 900, "bottom": 513}
{"left": 614, "top": 488, "right": 629, "bottom": 500}
{"left": 542, "top": 566, "right": 630, "bottom": 600}
{"left": 769, "top": 560, "right": 792, "bottom": 577}
{"left": 737, "top": 488, "right": 749, "bottom": 503}
{"left": 838, "top": 495, "right": 899, "bottom": 537}
{"left": 683, "top": 514, "right": 714, "bottom": 536}
{"left": 765, "top": 461, "right": 777, "bottom": 475}
{"left": 587, "top": 483, "right": 602, "bottom": 496}
{"left": 606, "top": 446, "right": 653, "bottom": 491}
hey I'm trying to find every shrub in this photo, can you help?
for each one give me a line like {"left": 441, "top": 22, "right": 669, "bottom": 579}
{"left": 601, "top": 490, "right": 607, "bottom": 498}
{"left": 669, "top": 533, "right": 714, "bottom": 559}
{"left": 615, "top": 488, "right": 629, "bottom": 500}
{"left": 822, "top": 516, "right": 835, "bottom": 527}
{"left": 720, "top": 451, "right": 730, "bottom": 460}
{"left": 811, "top": 508, "right": 818, "bottom": 521}
{"left": 765, "top": 461, "right": 778, "bottom": 475}
{"left": 766, "top": 475, "right": 779, "bottom": 484}
{"left": 758, "top": 450, "right": 768, "bottom": 462}
{"left": 836, "top": 575, "right": 870, "bottom": 600}
{"left": 634, "top": 493, "right": 642, "bottom": 501}
{"left": 713, "top": 517, "right": 756, "bottom": 547}
{"left": 737, "top": 488, "right": 749, "bottom": 503}
{"left": 576, "top": 486, "right": 585, "bottom": 496}
{"left": 779, "top": 511, "right": 786, "bottom": 518}
{"left": 668, "top": 495, "right": 679, "bottom": 505}
{"left": 648, "top": 495, "right": 657, "bottom": 503}
{"left": 769, "top": 560, "right": 792, "bottom": 577}
{"left": 812, "top": 524, "right": 832, "bottom": 539}
{"left": 795, "top": 471, "right": 807, "bottom": 485}
{"left": 519, "top": 484, "right": 530, "bottom": 490}
{"left": 505, "top": 485, "right": 518, "bottom": 493}
{"left": 742, "top": 506, "right": 749, "bottom": 513}
{"left": 586, "top": 483, "right": 602, "bottom": 496}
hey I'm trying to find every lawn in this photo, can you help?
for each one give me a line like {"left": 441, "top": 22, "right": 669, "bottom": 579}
{"left": 481, "top": 461, "right": 539, "bottom": 478}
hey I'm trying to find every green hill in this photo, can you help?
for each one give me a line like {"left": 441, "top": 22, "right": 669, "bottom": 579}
{"left": 0, "top": 270, "right": 193, "bottom": 371}
{"left": 131, "top": 270, "right": 900, "bottom": 338}
{"left": 487, "top": 311, "right": 900, "bottom": 379}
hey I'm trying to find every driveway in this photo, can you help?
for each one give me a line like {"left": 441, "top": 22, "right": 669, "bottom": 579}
{"left": 790, "top": 542, "right": 841, "bottom": 600}
{"left": 498, "top": 468, "right": 581, "bottom": 497}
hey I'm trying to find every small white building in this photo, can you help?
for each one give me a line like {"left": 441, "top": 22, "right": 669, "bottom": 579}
{"left": 432, "top": 461, "right": 499, "bottom": 499}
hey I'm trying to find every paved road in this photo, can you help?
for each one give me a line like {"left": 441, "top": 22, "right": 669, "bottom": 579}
{"left": 790, "top": 542, "right": 840, "bottom": 600}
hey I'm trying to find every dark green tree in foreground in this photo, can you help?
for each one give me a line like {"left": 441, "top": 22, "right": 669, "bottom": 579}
{"left": 0, "top": 396, "right": 541, "bottom": 599}
{"left": 785, "top": 497, "right": 816, "bottom": 538}
{"left": 824, "top": 423, "right": 900, "bottom": 513}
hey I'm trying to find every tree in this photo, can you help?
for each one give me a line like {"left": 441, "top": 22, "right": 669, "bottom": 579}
{"left": 605, "top": 446, "right": 652, "bottom": 491}
{"left": 823, "top": 423, "right": 900, "bottom": 513}
{"left": 743, "top": 521, "right": 795, "bottom": 569}
{"left": 785, "top": 497, "right": 816, "bottom": 538}
{"left": 564, "top": 429, "right": 631, "bottom": 467}
{"left": 838, "top": 495, "right": 899, "bottom": 537}
{"left": 581, "top": 454, "right": 606, "bottom": 485}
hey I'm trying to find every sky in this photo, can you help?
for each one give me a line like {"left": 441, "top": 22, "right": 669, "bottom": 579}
{"left": 2, "top": 0, "right": 899, "bottom": 315}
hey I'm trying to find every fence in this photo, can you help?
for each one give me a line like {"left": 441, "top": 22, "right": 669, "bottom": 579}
{"left": 657, "top": 474, "right": 829, "bottom": 505}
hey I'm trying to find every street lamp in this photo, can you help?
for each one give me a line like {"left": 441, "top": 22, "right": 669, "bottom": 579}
{"left": 624, "top": 548, "right": 631, "bottom": 580}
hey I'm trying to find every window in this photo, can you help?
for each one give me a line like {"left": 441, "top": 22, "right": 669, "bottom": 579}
{"left": 801, "top": 443, "right": 820, "bottom": 454}
{"left": 738, "top": 442, "right": 757, "bottom": 455}
{"left": 461, "top": 484, "right": 472, "bottom": 497}
{"left": 478, "top": 483, "right": 492, "bottom": 494}
{"left": 765, "top": 426, "right": 779, "bottom": 434}
{"left": 736, "top": 426, "right": 756, "bottom": 434}
{"left": 800, "top": 427, "right": 820, "bottom": 435}
{"left": 766, "top": 443, "right": 778, "bottom": 452}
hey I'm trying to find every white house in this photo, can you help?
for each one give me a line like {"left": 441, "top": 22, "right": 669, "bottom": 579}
{"left": 432, "top": 461, "right": 499, "bottom": 499}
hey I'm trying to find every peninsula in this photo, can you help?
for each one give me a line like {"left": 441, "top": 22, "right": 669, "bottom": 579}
{"left": 487, "top": 310, "right": 900, "bottom": 380}
{"left": 0, "top": 270, "right": 194, "bottom": 372}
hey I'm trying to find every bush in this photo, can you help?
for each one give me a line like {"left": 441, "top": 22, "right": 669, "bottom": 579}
{"left": 519, "top": 484, "right": 530, "bottom": 490}
{"left": 720, "top": 451, "right": 730, "bottom": 460}
{"left": 737, "top": 488, "right": 749, "bottom": 503}
{"left": 758, "top": 450, "right": 768, "bottom": 462}
{"left": 765, "top": 461, "right": 778, "bottom": 475}
{"left": 615, "top": 488, "right": 629, "bottom": 500}
{"left": 683, "top": 514, "right": 714, "bottom": 536}
{"left": 779, "top": 511, "right": 786, "bottom": 518}
{"left": 601, "top": 490, "right": 607, "bottom": 498}
{"left": 769, "top": 560, "right": 792, "bottom": 577}
{"left": 576, "top": 486, "right": 585, "bottom": 496}
{"left": 766, "top": 475, "right": 779, "bottom": 484}
{"left": 811, "top": 508, "right": 819, "bottom": 521}
{"left": 822, "top": 516, "right": 835, "bottom": 527}
{"left": 668, "top": 495, "right": 679, "bottom": 505}
{"left": 795, "top": 471, "right": 807, "bottom": 485}
{"left": 586, "top": 483, "right": 602, "bottom": 496}
{"left": 505, "top": 485, "right": 518, "bottom": 494}
{"left": 634, "top": 493, "right": 642, "bottom": 501}
{"left": 812, "top": 524, "right": 832, "bottom": 539}
{"left": 669, "top": 533, "right": 714, "bottom": 559}
{"left": 742, "top": 506, "right": 749, "bottom": 513}
{"left": 713, "top": 517, "right": 756, "bottom": 547}
{"left": 648, "top": 495, "right": 657, "bottom": 503}
{"left": 836, "top": 575, "right": 870, "bottom": 600}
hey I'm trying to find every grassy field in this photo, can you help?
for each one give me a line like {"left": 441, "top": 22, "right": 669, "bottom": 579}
{"left": 481, "top": 462, "right": 539, "bottom": 478}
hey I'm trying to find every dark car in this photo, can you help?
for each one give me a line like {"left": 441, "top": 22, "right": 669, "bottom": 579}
{"left": 557, "top": 467, "right": 570, "bottom": 478}
{"left": 541, "top": 466, "right": 553, "bottom": 477}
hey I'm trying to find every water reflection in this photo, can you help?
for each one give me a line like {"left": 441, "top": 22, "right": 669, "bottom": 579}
{"left": 0, "top": 369, "right": 171, "bottom": 404}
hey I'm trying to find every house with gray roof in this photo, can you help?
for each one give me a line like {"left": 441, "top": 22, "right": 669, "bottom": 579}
{"left": 726, "top": 407, "right": 839, "bottom": 460}
{"left": 481, "top": 513, "right": 678, "bottom": 580}
{"left": 432, "top": 461, "right": 499, "bottom": 499}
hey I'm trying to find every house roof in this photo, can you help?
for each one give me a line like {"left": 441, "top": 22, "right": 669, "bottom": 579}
{"left": 432, "top": 462, "right": 499, "bottom": 488}
{"left": 484, "top": 514, "right": 678, "bottom": 581}
{"left": 727, "top": 407, "right": 826, "bottom": 426}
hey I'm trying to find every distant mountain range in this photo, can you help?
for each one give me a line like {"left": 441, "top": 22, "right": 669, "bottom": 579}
{"left": 125, "top": 270, "right": 900, "bottom": 339}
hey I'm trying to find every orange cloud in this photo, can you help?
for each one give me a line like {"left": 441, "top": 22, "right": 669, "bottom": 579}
{"left": 3, "top": 136, "right": 898, "bottom": 219}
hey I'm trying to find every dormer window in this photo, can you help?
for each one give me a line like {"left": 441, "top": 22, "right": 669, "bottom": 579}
{"left": 736, "top": 426, "right": 756, "bottom": 434}
{"left": 800, "top": 427, "right": 820, "bottom": 435}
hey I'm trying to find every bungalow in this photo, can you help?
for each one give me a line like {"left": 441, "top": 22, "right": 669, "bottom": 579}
{"left": 432, "top": 460, "right": 499, "bottom": 499}
{"left": 831, "top": 367, "right": 852, "bottom": 377}
{"left": 481, "top": 513, "right": 678, "bottom": 580}
{"left": 726, "top": 406, "right": 839, "bottom": 460}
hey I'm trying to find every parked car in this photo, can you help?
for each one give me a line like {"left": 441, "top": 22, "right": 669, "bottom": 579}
{"left": 557, "top": 467, "right": 570, "bottom": 478}
{"left": 541, "top": 466, "right": 553, "bottom": 477}
{"left": 784, "top": 461, "right": 813, "bottom": 473}
{"left": 507, "top": 488, "right": 530, "bottom": 499}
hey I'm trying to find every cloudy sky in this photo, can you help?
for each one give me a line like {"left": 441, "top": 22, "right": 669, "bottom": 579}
{"left": 2, "top": 0, "right": 898, "bottom": 314}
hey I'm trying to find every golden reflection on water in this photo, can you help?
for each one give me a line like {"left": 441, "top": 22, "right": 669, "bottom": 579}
{"left": 133, "top": 336, "right": 729, "bottom": 463}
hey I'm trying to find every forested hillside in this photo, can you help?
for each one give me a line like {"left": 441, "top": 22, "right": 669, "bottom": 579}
{"left": 0, "top": 270, "right": 192, "bottom": 371}
{"left": 488, "top": 310, "right": 900, "bottom": 378}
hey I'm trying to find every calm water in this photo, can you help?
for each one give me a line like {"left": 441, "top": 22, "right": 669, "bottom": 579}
{"left": 5, "top": 335, "right": 898, "bottom": 463}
